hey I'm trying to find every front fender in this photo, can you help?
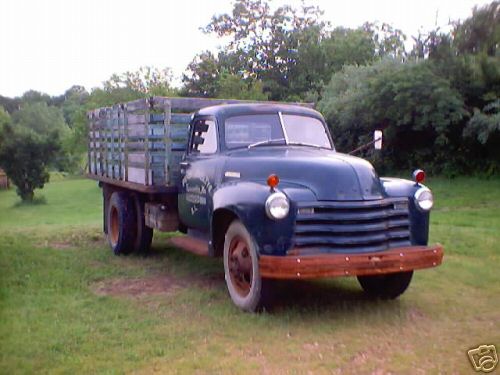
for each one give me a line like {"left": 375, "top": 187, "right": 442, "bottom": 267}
{"left": 212, "top": 181, "right": 296, "bottom": 255}
{"left": 381, "top": 177, "right": 430, "bottom": 245}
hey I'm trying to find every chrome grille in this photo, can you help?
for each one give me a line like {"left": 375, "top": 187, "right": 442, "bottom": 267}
{"left": 292, "top": 198, "right": 411, "bottom": 254}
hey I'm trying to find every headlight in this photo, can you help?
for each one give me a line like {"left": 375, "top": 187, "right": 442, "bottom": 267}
{"left": 265, "top": 192, "right": 290, "bottom": 219}
{"left": 414, "top": 187, "right": 433, "bottom": 211}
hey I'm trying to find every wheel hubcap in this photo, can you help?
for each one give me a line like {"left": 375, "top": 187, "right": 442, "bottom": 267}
{"left": 228, "top": 236, "right": 253, "bottom": 297}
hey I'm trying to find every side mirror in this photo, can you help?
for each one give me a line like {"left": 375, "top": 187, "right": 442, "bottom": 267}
{"left": 374, "top": 130, "right": 383, "bottom": 150}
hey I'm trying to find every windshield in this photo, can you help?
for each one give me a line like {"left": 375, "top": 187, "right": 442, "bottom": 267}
{"left": 282, "top": 114, "right": 332, "bottom": 149}
{"left": 224, "top": 113, "right": 332, "bottom": 150}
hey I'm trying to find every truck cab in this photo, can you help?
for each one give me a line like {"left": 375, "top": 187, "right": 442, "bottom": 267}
{"left": 88, "top": 97, "right": 443, "bottom": 312}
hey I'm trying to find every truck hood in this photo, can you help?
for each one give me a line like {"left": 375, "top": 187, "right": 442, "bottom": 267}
{"left": 223, "top": 147, "right": 384, "bottom": 201}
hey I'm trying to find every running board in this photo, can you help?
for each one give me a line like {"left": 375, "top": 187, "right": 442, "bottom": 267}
{"left": 168, "top": 236, "right": 209, "bottom": 256}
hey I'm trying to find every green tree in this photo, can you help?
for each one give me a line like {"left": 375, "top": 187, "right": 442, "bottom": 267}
{"left": 202, "top": 0, "right": 327, "bottom": 100}
{"left": 182, "top": 51, "right": 227, "bottom": 97}
{"left": 60, "top": 85, "right": 89, "bottom": 125}
{"left": 287, "top": 26, "right": 377, "bottom": 100}
{"left": 12, "top": 101, "right": 68, "bottom": 136}
{"left": 319, "top": 59, "right": 466, "bottom": 172}
{"left": 0, "top": 106, "right": 10, "bottom": 132}
{"left": 453, "top": 1, "right": 499, "bottom": 56}
{"left": 103, "top": 66, "right": 177, "bottom": 96}
{"left": 464, "top": 99, "right": 500, "bottom": 144}
{"left": 196, "top": 0, "right": 409, "bottom": 101}
{"left": 182, "top": 52, "right": 269, "bottom": 99}
{"left": 20, "top": 90, "right": 52, "bottom": 105}
{"left": 0, "top": 95, "right": 21, "bottom": 114}
{"left": 12, "top": 101, "right": 73, "bottom": 171}
{"left": 363, "top": 22, "right": 407, "bottom": 59}
{"left": 216, "top": 72, "right": 268, "bottom": 100}
{"left": 0, "top": 125, "right": 60, "bottom": 201}
{"left": 460, "top": 57, "right": 500, "bottom": 173}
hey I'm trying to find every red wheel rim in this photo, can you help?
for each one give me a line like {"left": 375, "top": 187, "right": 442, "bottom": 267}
{"left": 228, "top": 235, "right": 253, "bottom": 297}
{"left": 110, "top": 206, "right": 119, "bottom": 245}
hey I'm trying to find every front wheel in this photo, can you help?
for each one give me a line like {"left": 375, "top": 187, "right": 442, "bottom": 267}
{"left": 223, "top": 220, "right": 269, "bottom": 312}
{"left": 357, "top": 271, "right": 413, "bottom": 299}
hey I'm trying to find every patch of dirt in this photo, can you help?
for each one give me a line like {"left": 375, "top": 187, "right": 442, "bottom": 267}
{"left": 92, "top": 276, "right": 186, "bottom": 298}
{"left": 39, "top": 231, "right": 106, "bottom": 251}
{"left": 407, "top": 307, "right": 427, "bottom": 322}
{"left": 50, "top": 241, "right": 75, "bottom": 250}
{"left": 351, "top": 350, "right": 369, "bottom": 366}
{"left": 37, "top": 240, "right": 76, "bottom": 250}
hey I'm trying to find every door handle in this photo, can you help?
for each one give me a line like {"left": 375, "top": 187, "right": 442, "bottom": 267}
{"left": 180, "top": 161, "right": 190, "bottom": 168}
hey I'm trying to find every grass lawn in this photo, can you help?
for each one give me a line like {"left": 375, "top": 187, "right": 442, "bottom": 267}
{"left": 1, "top": 176, "right": 499, "bottom": 374}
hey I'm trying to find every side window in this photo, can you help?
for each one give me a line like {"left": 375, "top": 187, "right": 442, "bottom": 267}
{"left": 190, "top": 118, "right": 217, "bottom": 154}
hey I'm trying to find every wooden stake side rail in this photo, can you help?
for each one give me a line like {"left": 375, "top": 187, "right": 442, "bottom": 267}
{"left": 259, "top": 244, "right": 444, "bottom": 279}
{"left": 87, "top": 97, "right": 191, "bottom": 188}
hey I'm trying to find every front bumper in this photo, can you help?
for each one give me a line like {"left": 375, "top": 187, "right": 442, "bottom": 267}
{"left": 259, "top": 244, "right": 443, "bottom": 279}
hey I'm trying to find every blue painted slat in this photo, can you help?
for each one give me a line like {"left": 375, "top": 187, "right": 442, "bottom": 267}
{"left": 166, "top": 126, "right": 189, "bottom": 139}
{"left": 149, "top": 113, "right": 191, "bottom": 124}
{"left": 150, "top": 113, "right": 164, "bottom": 122}
{"left": 171, "top": 113, "right": 191, "bottom": 124}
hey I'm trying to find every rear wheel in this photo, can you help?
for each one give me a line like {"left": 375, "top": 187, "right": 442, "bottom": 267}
{"left": 357, "top": 271, "right": 413, "bottom": 299}
{"left": 132, "top": 194, "right": 153, "bottom": 254}
{"left": 107, "top": 191, "right": 136, "bottom": 255}
{"left": 223, "top": 220, "right": 270, "bottom": 312}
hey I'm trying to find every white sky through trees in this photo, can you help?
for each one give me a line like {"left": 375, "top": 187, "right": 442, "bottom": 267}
{"left": 0, "top": 0, "right": 491, "bottom": 97}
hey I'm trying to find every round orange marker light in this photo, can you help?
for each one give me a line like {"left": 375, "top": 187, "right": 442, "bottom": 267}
{"left": 267, "top": 174, "right": 280, "bottom": 189}
{"left": 413, "top": 169, "right": 425, "bottom": 184}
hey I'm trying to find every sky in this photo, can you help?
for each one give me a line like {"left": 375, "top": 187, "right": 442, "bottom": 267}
{"left": 0, "top": 0, "right": 491, "bottom": 98}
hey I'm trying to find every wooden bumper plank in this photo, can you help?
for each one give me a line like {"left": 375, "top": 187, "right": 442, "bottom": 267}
{"left": 259, "top": 244, "right": 443, "bottom": 279}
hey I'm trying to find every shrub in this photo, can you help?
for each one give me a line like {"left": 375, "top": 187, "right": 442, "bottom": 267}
{"left": 0, "top": 126, "right": 60, "bottom": 201}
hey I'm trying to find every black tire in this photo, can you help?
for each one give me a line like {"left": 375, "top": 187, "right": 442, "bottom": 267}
{"left": 357, "top": 271, "right": 414, "bottom": 299}
{"left": 132, "top": 194, "right": 153, "bottom": 254}
{"left": 107, "top": 191, "right": 136, "bottom": 255}
{"left": 223, "top": 220, "right": 270, "bottom": 312}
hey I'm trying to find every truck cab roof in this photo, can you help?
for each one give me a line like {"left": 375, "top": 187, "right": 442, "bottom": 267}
{"left": 195, "top": 103, "right": 324, "bottom": 120}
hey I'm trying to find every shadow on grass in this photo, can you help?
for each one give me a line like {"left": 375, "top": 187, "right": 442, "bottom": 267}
{"left": 147, "top": 240, "right": 404, "bottom": 317}
{"left": 13, "top": 195, "right": 47, "bottom": 207}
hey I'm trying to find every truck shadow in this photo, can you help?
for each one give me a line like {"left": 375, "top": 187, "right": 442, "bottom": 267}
{"left": 264, "top": 279, "right": 394, "bottom": 315}
{"left": 150, "top": 243, "right": 406, "bottom": 316}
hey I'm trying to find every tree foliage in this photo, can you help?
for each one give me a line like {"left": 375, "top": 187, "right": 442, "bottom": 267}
{"left": 464, "top": 100, "right": 500, "bottom": 143}
{"left": 12, "top": 102, "right": 67, "bottom": 136}
{"left": 0, "top": 125, "right": 60, "bottom": 201}
{"left": 201, "top": 0, "right": 327, "bottom": 100}
{"left": 0, "top": 106, "right": 10, "bottom": 132}
{"left": 182, "top": 51, "right": 222, "bottom": 97}
{"left": 103, "top": 66, "right": 177, "bottom": 96}
{"left": 216, "top": 72, "right": 268, "bottom": 100}
{"left": 453, "top": 1, "right": 499, "bottom": 56}
{"left": 318, "top": 60, "right": 467, "bottom": 172}
{"left": 197, "top": 0, "right": 410, "bottom": 101}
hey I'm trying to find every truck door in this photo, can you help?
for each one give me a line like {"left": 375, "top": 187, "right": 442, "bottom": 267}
{"left": 178, "top": 116, "right": 219, "bottom": 231}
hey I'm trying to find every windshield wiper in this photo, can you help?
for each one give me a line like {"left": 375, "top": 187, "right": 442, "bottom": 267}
{"left": 247, "top": 138, "right": 286, "bottom": 149}
{"left": 287, "top": 141, "right": 331, "bottom": 150}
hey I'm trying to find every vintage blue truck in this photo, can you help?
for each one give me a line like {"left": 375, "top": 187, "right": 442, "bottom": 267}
{"left": 87, "top": 96, "right": 443, "bottom": 311}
